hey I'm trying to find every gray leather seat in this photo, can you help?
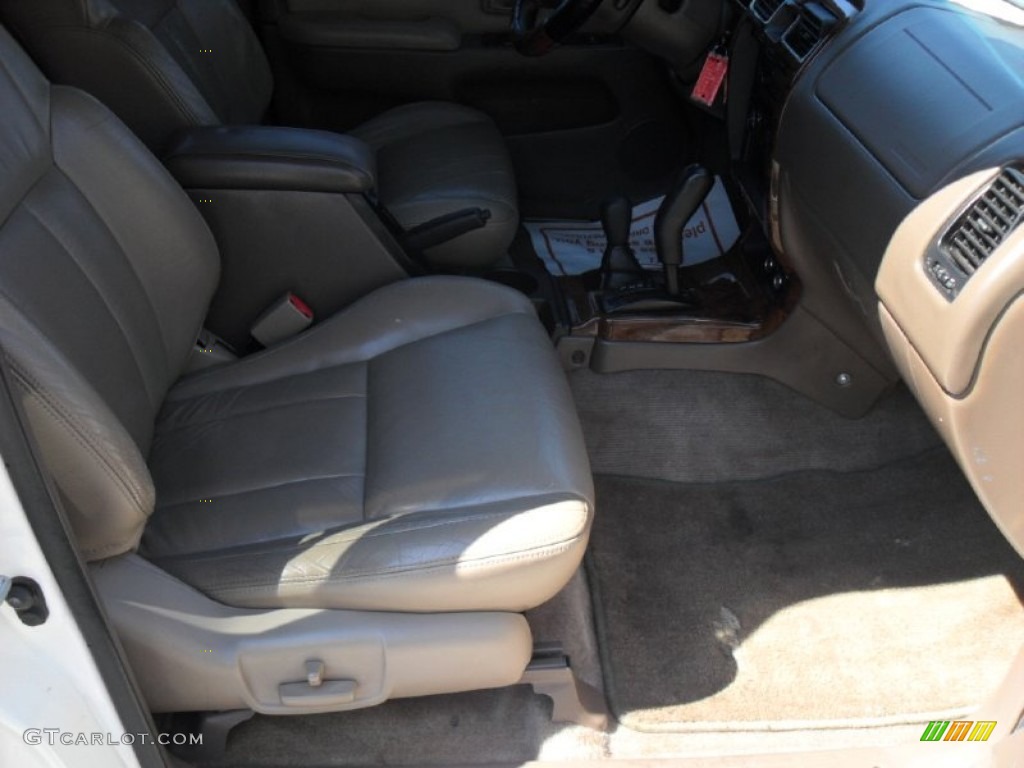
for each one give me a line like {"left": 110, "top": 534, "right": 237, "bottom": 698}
{"left": 0, "top": 0, "right": 519, "bottom": 269}
{"left": 0, "top": 25, "right": 592, "bottom": 711}
{"left": 145, "top": 278, "right": 593, "bottom": 613}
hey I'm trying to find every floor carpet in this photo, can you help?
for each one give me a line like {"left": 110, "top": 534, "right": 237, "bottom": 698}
{"left": 569, "top": 369, "right": 944, "bottom": 484}
{"left": 213, "top": 687, "right": 607, "bottom": 767}
{"left": 206, "top": 372, "right": 1022, "bottom": 762}
{"left": 588, "top": 448, "right": 1024, "bottom": 732}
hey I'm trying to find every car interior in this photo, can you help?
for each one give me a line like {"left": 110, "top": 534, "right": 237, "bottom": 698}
{"left": 0, "top": 0, "right": 1023, "bottom": 765}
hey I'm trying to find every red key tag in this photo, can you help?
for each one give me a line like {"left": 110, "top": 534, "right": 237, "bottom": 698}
{"left": 691, "top": 50, "right": 729, "bottom": 107}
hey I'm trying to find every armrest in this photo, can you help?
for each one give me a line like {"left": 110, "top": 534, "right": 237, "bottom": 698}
{"left": 280, "top": 14, "right": 461, "bottom": 52}
{"left": 163, "top": 126, "right": 376, "bottom": 194}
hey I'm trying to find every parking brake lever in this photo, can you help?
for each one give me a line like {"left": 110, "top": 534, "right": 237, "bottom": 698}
{"left": 655, "top": 165, "right": 714, "bottom": 296}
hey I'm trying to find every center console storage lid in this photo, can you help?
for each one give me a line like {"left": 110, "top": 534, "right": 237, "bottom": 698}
{"left": 164, "top": 126, "right": 377, "bottom": 194}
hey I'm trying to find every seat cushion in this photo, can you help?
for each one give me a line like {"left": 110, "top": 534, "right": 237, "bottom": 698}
{"left": 142, "top": 277, "right": 593, "bottom": 613}
{"left": 353, "top": 103, "right": 519, "bottom": 270}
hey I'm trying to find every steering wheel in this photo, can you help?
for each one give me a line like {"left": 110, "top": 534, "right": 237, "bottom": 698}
{"left": 511, "top": 0, "right": 605, "bottom": 56}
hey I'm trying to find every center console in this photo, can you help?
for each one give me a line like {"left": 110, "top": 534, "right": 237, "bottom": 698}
{"left": 547, "top": 0, "right": 895, "bottom": 417}
{"left": 163, "top": 126, "right": 412, "bottom": 350}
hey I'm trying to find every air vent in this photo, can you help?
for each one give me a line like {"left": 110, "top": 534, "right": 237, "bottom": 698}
{"left": 927, "top": 168, "right": 1024, "bottom": 299}
{"left": 942, "top": 169, "right": 1024, "bottom": 275}
{"left": 751, "top": 0, "right": 784, "bottom": 23}
{"left": 783, "top": 4, "right": 836, "bottom": 62}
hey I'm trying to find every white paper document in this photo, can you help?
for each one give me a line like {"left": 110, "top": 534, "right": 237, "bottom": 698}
{"left": 524, "top": 177, "right": 740, "bottom": 277}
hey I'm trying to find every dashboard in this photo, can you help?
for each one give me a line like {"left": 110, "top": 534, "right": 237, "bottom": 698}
{"left": 729, "top": 0, "right": 1024, "bottom": 555}
{"left": 621, "top": 0, "right": 1024, "bottom": 554}
{"left": 770, "top": 0, "right": 1023, "bottom": 301}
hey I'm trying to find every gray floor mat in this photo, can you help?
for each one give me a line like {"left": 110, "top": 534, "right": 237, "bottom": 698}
{"left": 588, "top": 449, "right": 1024, "bottom": 732}
{"left": 213, "top": 687, "right": 607, "bottom": 767}
{"left": 570, "top": 369, "right": 942, "bottom": 483}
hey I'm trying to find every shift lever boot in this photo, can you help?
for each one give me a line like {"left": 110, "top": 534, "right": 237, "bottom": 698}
{"left": 599, "top": 196, "right": 647, "bottom": 291}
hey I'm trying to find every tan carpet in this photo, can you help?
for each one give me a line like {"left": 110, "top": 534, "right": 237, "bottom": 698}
{"left": 588, "top": 449, "right": 1024, "bottom": 732}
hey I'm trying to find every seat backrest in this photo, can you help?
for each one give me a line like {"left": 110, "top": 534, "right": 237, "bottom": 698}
{"left": 0, "top": 26, "right": 220, "bottom": 559}
{"left": 0, "top": 0, "right": 273, "bottom": 151}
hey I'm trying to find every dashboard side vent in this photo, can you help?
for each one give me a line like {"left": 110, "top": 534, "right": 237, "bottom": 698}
{"left": 783, "top": 4, "right": 835, "bottom": 62}
{"left": 750, "top": 0, "right": 784, "bottom": 22}
{"left": 941, "top": 168, "right": 1024, "bottom": 276}
{"left": 927, "top": 167, "right": 1024, "bottom": 300}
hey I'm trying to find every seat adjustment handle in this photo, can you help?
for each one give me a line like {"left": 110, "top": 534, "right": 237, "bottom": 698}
{"left": 279, "top": 678, "right": 357, "bottom": 708}
{"left": 306, "top": 660, "right": 324, "bottom": 687}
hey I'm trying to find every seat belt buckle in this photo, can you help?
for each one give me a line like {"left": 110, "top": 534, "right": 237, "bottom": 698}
{"left": 251, "top": 293, "right": 314, "bottom": 347}
{"left": 187, "top": 328, "right": 238, "bottom": 372}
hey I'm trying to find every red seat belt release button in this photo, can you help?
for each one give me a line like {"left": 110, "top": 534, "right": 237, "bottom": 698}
{"left": 691, "top": 50, "right": 729, "bottom": 108}
{"left": 288, "top": 293, "right": 314, "bottom": 320}
{"left": 251, "top": 292, "right": 314, "bottom": 347}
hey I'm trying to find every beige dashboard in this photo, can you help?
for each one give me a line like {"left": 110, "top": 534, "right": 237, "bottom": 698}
{"left": 877, "top": 168, "right": 1024, "bottom": 558}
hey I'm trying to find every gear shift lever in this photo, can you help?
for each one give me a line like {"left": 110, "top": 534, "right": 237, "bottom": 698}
{"left": 599, "top": 196, "right": 646, "bottom": 291}
{"left": 597, "top": 192, "right": 696, "bottom": 315}
{"left": 655, "top": 165, "right": 714, "bottom": 296}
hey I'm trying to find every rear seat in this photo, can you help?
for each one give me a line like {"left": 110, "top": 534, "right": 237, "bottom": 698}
{"left": 0, "top": 26, "right": 594, "bottom": 714}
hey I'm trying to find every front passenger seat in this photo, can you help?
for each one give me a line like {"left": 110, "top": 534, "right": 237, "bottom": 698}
{"left": 0, "top": 25, "right": 593, "bottom": 716}
{"left": 0, "top": 0, "right": 519, "bottom": 269}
